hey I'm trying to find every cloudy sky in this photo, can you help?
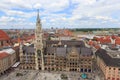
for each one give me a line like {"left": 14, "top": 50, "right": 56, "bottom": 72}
{"left": 0, "top": 0, "right": 120, "bottom": 29}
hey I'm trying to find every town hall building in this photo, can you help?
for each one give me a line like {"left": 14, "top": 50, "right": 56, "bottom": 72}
{"left": 19, "top": 10, "right": 93, "bottom": 73}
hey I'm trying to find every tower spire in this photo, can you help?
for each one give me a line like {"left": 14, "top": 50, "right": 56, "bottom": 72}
{"left": 37, "top": 9, "right": 40, "bottom": 23}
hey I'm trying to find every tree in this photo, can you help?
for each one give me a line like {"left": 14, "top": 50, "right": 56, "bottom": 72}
{"left": 60, "top": 74, "right": 68, "bottom": 80}
{"left": 16, "top": 73, "right": 23, "bottom": 76}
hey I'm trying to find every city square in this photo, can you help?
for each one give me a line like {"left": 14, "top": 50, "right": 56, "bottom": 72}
{"left": 0, "top": 69, "right": 102, "bottom": 80}
{"left": 0, "top": 0, "right": 120, "bottom": 80}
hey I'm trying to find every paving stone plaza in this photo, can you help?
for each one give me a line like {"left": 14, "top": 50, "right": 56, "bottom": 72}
{"left": 0, "top": 69, "right": 103, "bottom": 80}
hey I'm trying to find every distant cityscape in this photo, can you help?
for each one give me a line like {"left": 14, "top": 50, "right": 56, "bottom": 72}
{"left": 0, "top": 9, "right": 120, "bottom": 80}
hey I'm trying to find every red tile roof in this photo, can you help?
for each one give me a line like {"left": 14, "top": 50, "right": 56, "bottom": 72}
{"left": 89, "top": 36, "right": 120, "bottom": 49}
{"left": 94, "top": 36, "right": 111, "bottom": 44}
{"left": 111, "top": 35, "right": 117, "bottom": 39}
{"left": 0, "top": 30, "right": 10, "bottom": 41}
{"left": 0, "top": 52, "right": 9, "bottom": 59}
{"left": 57, "top": 30, "right": 73, "bottom": 36}
{"left": 95, "top": 36, "right": 120, "bottom": 45}
{"left": 94, "top": 45, "right": 101, "bottom": 49}
{"left": 115, "top": 37, "right": 120, "bottom": 45}
{"left": 88, "top": 40, "right": 94, "bottom": 45}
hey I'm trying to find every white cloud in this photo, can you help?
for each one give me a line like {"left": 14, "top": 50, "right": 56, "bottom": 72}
{"left": 72, "top": 0, "right": 120, "bottom": 17}
{"left": 0, "top": 0, "right": 69, "bottom": 12}
{"left": 0, "top": 16, "right": 25, "bottom": 22}
{"left": 5, "top": 10, "right": 24, "bottom": 16}
{"left": 33, "top": 3, "right": 42, "bottom": 9}
{"left": 0, "top": 0, "right": 120, "bottom": 29}
{"left": 0, "top": 0, "right": 69, "bottom": 19}
{"left": 95, "top": 16, "right": 116, "bottom": 22}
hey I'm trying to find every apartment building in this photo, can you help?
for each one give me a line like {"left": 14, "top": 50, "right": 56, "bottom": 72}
{"left": 95, "top": 49, "right": 120, "bottom": 80}
{"left": 0, "top": 48, "right": 16, "bottom": 75}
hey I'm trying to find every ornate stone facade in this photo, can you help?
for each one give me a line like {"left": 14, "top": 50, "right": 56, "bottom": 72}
{"left": 19, "top": 10, "right": 93, "bottom": 73}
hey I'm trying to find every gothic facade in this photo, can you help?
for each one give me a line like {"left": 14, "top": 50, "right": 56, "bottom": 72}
{"left": 19, "top": 11, "right": 93, "bottom": 73}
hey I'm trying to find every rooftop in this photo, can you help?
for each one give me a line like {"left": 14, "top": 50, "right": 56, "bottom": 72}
{"left": 23, "top": 43, "right": 93, "bottom": 57}
{"left": 46, "top": 40, "right": 85, "bottom": 47}
{"left": 0, "top": 47, "right": 15, "bottom": 54}
{"left": 0, "top": 30, "right": 10, "bottom": 41}
{"left": 95, "top": 49, "right": 120, "bottom": 67}
{"left": 106, "top": 49, "right": 120, "bottom": 58}
{"left": 0, "top": 52, "right": 9, "bottom": 59}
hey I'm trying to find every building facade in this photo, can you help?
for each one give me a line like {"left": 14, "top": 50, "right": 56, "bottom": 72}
{"left": 0, "top": 48, "right": 16, "bottom": 75}
{"left": 95, "top": 49, "right": 120, "bottom": 80}
{"left": 20, "top": 42, "right": 93, "bottom": 73}
{"left": 19, "top": 11, "right": 93, "bottom": 73}
{"left": 0, "top": 52, "right": 10, "bottom": 75}
{"left": 19, "top": 44, "right": 36, "bottom": 69}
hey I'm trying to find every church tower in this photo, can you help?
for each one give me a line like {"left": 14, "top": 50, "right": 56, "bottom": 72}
{"left": 35, "top": 10, "right": 44, "bottom": 70}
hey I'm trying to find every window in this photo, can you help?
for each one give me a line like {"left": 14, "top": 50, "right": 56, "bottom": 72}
{"left": 88, "top": 69, "right": 91, "bottom": 72}
{"left": 107, "top": 77, "right": 110, "bottom": 79}
{"left": 117, "top": 78, "right": 119, "bottom": 80}
{"left": 112, "top": 78, "right": 115, "bottom": 80}
{"left": 81, "top": 59, "right": 83, "bottom": 61}
{"left": 80, "top": 69, "right": 83, "bottom": 72}
{"left": 113, "top": 68, "right": 116, "bottom": 70}
{"left": 118, "top": 72, "right": 120, "bottom": 74}
{"left": 84, "top": 69, "right": 87, "bottom": 72}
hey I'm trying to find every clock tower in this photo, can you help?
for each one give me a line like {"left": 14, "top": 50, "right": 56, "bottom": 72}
{"left": 35, "top": 10, "right": 44, "bottom": 70}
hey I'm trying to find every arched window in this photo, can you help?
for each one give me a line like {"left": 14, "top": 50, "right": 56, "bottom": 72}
{"left": 80, "top": 69, "right": 83, "bottom": 72}
{"left": 84, "top": 69, "right": 87, "bottom": 72}
{"left": 88, "top": 69, "right": 91, "bottom": 72}
{"left": 39, "top": 67, "right": 41, "bottom": 70}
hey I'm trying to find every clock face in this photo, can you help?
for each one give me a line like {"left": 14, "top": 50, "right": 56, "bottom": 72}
{"left": 37, "top": 49, "right": 41, "bottom": 56}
